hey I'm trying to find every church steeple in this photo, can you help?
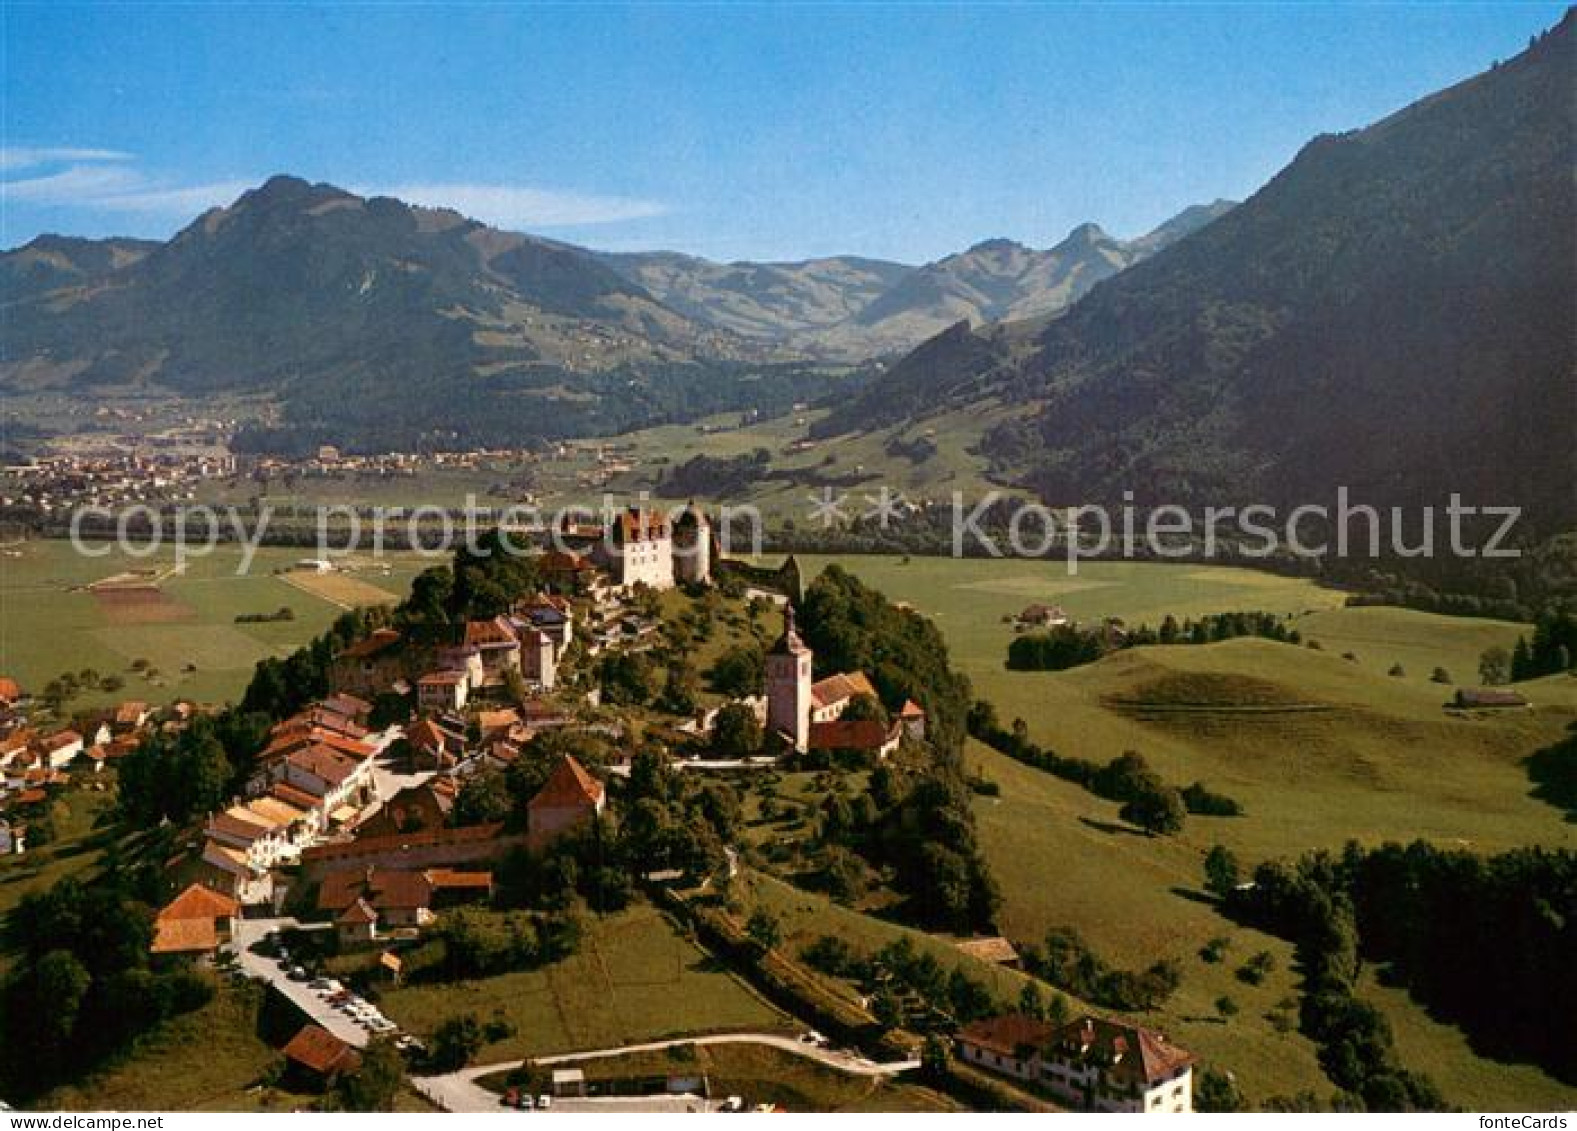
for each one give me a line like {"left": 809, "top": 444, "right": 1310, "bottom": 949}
{"left": 766, "top": 603, "right": 812, "bottom": 753}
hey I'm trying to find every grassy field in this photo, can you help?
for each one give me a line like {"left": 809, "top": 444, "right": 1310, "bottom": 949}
{"left": 32, "top": 985, "right": 283, "bottom": 1112}
{"left": 378, "top": 903, "right": 790, "bottom": 1061}
{"left": 772, "top": 554, "right": 1576, "bottom": 1107}
{"left": 0, "top": 781, "right": 122, "bottom": 922}
{"left": 0, "top": 538, "right": 432, "bottom": 708}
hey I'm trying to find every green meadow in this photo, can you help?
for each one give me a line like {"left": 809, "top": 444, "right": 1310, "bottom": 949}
{"left": 778, "top": 553, "right": 1577, "bottom": 1108}
{"left": 0, "top": 538, "right": 434, "bottom": 708}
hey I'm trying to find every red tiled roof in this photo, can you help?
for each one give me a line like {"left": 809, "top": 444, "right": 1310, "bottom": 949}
{"left": 337, "top": 897, "right": 378, "bottom": 925}
{"left": 283, "top": 1024, "right": 362, "bottom": 1077}
{"left": 158, "top": 882, "right": 238, "bottom": 922}
{"left": 0, "top": 677, "right": 19, "bottom": 702}
{"left": 899, "top": 699, "right": 926, "bottom": 719}
{"left": 339, "top": 629, "right": 402, "bottom": 660}
{"left": 465, "top": 617, "right": 520, "bottom": 649}
{"left": 540, "top": 550, "right": 593, "bottom": 573}
{"left": 407, "top": 718, "right": 448, "bottom": 752}
{"left": 426, "top": 868, "right": 493, "bottom": 890}
{"left": 301, "top": 822, "right": 505, "bottom": 865}
{"left": 319, "top": 867, "right": 434, "bottom": 913}
{"left": 528, "top": 755, "right": 604, "bottom": 811}
{"left": 271, "top": 781, "right": 322, "bottom": 809}
{"left": 957, "top": 1013, "right": 1058, "bottom": 1059}
{"left": 286, "top": 743, "right": 362, "bottom": 787}
{"left": 810, "top": 671, "right": 877, "bottom": 710}
{"left": 150, "top": 917, "right": 219, "bottom": 954}
{"left": 612, "top": 507, "right": 668, "bottom": 543}
{"left": 809, "top": 719, "right": 895, "bottom": 752}
{"left": 1053, "top": 1016, "right": 1196, "bottom": 1088}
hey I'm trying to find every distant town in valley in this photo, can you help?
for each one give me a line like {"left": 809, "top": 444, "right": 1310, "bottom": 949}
{"left": 1, "top": 2, "right": 1573, "bottom": 1119}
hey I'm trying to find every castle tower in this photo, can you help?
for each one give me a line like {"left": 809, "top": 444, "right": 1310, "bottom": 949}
{"left": 671, "top": 501, "right": 713, "bottom": 586}
{"left": 765, "top": 605, "right": 812, "bottom": 754}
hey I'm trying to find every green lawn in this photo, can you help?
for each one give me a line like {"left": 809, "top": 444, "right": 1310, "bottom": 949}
{"left": 378, "top": 903, "right": 790, "bottom": 1061}
{"left": 0, "top": 538, "right": 429, "bottom": 708}
{"left": 31, "top": 984, "right": 282, "bottom": 1112}
{"left": 0, "top": 781, "right": 123, "bottom": 920}
{"left": 763, "top": 554, "right": 1577, "bottom": 1107}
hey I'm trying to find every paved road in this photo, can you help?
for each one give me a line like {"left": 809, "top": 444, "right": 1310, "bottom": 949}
{"left": 229, "top": 916, "right": 371, "bottom": 1048}
{"left": 413, "top": 1033, "right": 919, "bottom": 1113}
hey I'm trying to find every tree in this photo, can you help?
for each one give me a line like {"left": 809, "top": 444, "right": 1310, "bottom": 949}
{"left": 29, "top": 949, "right": 91, "bottom": 1059}
{"left": 335, "top": 1036, "right": 405, "bottom": 1111}
{"left": 840, "top": 693, "right": 888, "bottom": 726}
{"left": 1478, "top": 645, "right": 1511, "bottom": 686}
{"left": 1429, "top": 666, "right": 1452, "bottom": 684}
{"left": 660, "top": 659, "right": 701, "bottom": 716}
{"left": 1204, "top": 845, "right": 1241, "bottom": 898}
{"left": 429, "top": 1013, "right": 484, "bottom": 1072}
{"left": 745, "top": 908, "right": 782, "bottom": 954}
{"left": 1120, "top": 783, "right": 1186, "bottom": 836}
{"left": 711, "top": 702, "right": 763, "bottom": 759}
{"left": 454, "top": 769, "right": 514, "bottom": 827}
{"left": 1195, "top": 1067, "right": 1245, "bottom": 1113}
{"left": 708, "top": 645, "right": 764, "bottom": 698}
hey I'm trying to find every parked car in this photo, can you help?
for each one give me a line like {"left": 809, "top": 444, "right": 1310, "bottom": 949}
{"left": 519, "top": 1094, "right": 534, "bottom": 1111}
{"left": 503, "top": 1087, "right": 520, "bottom": 1108}
{"left": 536, "top": 1095, "right": 552, "bottom": 1110}
{"left": 288, "top": 966, "right": 309, "bottom": 981}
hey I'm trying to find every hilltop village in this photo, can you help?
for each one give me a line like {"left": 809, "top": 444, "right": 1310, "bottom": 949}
{"left": 0, "top": 503, "right": 1202, "bottom": 1113}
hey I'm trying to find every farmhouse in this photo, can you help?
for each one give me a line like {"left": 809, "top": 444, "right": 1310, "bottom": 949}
{"left": 956, "top": 1014, "right": 1195, "bottom": 1113}
{"left": 150, "top": 883, "right": 239, "bottom": 960}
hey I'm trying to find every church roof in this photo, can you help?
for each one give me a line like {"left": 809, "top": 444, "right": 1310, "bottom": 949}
{"left": 770, "top": 606, "right": 810, "bottom": 656}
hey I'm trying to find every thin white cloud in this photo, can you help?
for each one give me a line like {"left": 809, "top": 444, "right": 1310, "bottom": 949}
{"left": 1, "top": 149, "right": 666, "bottom": 231}
{"left": 2, "top": 157, "right": 249, "bottom": 216}
{"left": 0, "top": 146, "right": 133, "bottom": 172}
{"left": 374, "top": 182, "right": 667, "bottom": 228}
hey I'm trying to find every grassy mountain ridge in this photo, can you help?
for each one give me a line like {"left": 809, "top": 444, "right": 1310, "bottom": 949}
{"left": 823, "top": 13, "right": 1576, "bottom": 526}
{"left": 2, "top": 175, "right": 845, "bottom": 452}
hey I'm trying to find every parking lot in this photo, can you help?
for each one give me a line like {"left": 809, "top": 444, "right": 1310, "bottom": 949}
{"left": 228, "top": 916, "right": 418, "bottom": 1054}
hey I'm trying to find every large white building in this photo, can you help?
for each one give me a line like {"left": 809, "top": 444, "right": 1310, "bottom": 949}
{"left": 955, "top": 1014, "right": 1195, "bottom": 1114}
{"left": 572, "top": 504, "right": 715, "bottom": 591}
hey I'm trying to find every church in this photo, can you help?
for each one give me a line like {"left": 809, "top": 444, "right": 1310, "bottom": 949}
{"left": 764, "top": 606, "right": 916, "bottom": 759}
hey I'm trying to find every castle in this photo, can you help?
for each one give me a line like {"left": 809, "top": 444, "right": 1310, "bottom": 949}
{"left": 565, "top": 503, "right": 714, "bottom": 590}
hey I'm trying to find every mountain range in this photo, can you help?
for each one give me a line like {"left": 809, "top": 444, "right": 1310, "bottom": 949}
{"left": 598, "top": 202, "right": 1233, "bottom": 358}
{"left": 3, "top": 11, "right": 1571, "bottom": 525}
{"left": 0, "top": 176, "right": 1227, "bottom": 452}
{"left": 821, "top": 10, "right": 1577, "bottom": 527}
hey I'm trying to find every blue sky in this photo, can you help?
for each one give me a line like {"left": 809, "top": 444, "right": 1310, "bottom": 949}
{"left": 1, "top": 1, "right": 1566, "bottom": 263}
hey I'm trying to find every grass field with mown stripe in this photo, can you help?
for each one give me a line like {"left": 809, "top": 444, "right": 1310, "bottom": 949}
{"left": 0, "top": 539, "right": 429, "bottom": 708}
{"left": 378, "top": 903, "right": 789, "bottom": 1061}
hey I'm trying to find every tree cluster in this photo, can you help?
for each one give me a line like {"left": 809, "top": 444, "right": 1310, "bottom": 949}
{"left": 0, "top": 878, "right": 214, "bottom": 1101}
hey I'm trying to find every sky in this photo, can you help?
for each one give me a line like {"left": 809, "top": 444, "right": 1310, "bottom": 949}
{"left": 1, "top": 1, "right": 1567, "bottom": 264}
